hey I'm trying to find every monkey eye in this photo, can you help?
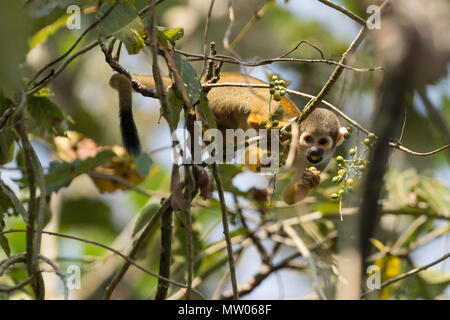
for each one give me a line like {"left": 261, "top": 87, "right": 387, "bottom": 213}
{"left": 318, "top": 138, "right": 328, "bottom": 146}
{"left": 304, "top": 135, "right": 314, "bottom": 144}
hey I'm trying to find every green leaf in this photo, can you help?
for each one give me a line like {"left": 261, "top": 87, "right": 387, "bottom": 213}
{"left": 173, "top": 54, "right": 202, "bottom": 106}
{"left": 97, "top": 2, "right": 146, "bottom": 54}
{"left": 134, "top": 152, "right": 153, "bottom": 178}
{"left": 172, "top": 214, "right": 203, "bottom": 272}
{"left": 0, "top": 1, "right": 30, "bottom": 97}
{"left": 157, "top": 26, "right": 184, "bottom": 45}
{"left": 164, "top": 88, "right": 183, "bottom": 128}
{"left": 133, "top": 203, "right": 159, "bottom": 237}
{"left": 27, "top": 96, "right": 71, "bottom": 136}
{"left": 0, "top": 216, "right": 10, "bottom": 257}
{"left": 45, "top": 150, "right": 116, "bottom": 193}
{"left": 0, "top": 178, "right": 28, "bottom": 223}
{"left": 0, "top": 91, "right": 15, "bottom": 164}
{"left": 25, "top": 0, "right": 72, "bottom": 18}
{"left": 29, "top": 14, "right": 70, "bottom": 49}
{"left": 0, "top": 130, "right": 15, "bottom": 165}
{"left": 199, "top": 90, "right": 217, "bottom": 129}
{"left": 59, "top": 197, "right": 115, "bottom": 235}
{"left": 385, "top": 169, "right": 419, "bottom": 209}
{"left": 218, "top": 164, "right": 243, "bottom": 191}
{"left": 416, "top": 177, "right": 450, "bottom": 217}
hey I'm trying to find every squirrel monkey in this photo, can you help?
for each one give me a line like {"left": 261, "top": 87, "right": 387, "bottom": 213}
{"left": 109, "top": 72, "right": 345, "bottom": 204}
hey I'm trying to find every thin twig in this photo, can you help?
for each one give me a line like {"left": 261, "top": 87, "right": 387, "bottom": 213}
{"left": 317, "top": 0, "right": 366, "bottom": 25}
{"left": 175, "top": 49, "right": 382, "bottom": 73}
{"left": 28, "top": 0, "right": 120, "bottom": 86}
{"left": 0, "top": 276, "right": 34, "bottom": 293}
{"left": 1, "top": 229, "right": 207, "bottom": 299}
{"left": 88, "top": 171, "right": 168, "bottom": 197}
{"left": 15, "top": 117, "right": 45, "bottom": 300}
{"left": 154, "top": 209, "right": 173, "bottom": 300}
{"left": 100, "top": 41, "right": 158, "bottom": 98}
{"left": 229, "top": 0, "right": 275, "bottom": 49}
{"left": 104, "top": 197, "right": 171, "bottom": 299}
{"left": 361, "top": 252, "right": 450, "bottom": 298}
{"left": 212, "top": 163, "right": 239, "bottom": 300}
{"left": 283, "top": 224, "right": 327, "bottom": 300}
{"left": 388, "top": 142, "right": 449, "bottom": 157}
{"left": 26, "top": 40, "right": 100, "bottom": 97}
{"left": 298, "top": 25, "right": 366, "bottom": 123}
{"left": 200, "top": 0, "right": 216, "bottom": 79}
{"left": 38, "top": 254, "right": 68, "bottom": 300}
{"left": 418, "top": 88, "right": 450, "bottom": 144}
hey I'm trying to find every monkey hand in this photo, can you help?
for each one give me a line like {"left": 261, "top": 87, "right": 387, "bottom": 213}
{"left": 283, "top": 168, "right": 321, "bottom": 205}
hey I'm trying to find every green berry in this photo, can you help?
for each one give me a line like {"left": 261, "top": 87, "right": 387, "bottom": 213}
{"left": 356, "top": 159, "right": 363, "bottom": 165}
{"left": 276, "top": 107, "right": 284, "bottom": 115}
{"left": 260, "top": 121, "right": 267, "bottom": 127}
{"left": 269, "top": 81, "right": 275, "bottom": 88}
{"left": 349, "top": 148, "right": 356, "bottom": 156}
{"left": 308, "top": 166, "right": 317, "bottom": 172}
{"left": 344, "top": 132, "right": 351, "bottom": 139}
{"left": 358, "top": 165, "right": 366, "bottom": 171}
{"left": 330, "top": 193, "right": 339, "bottom": 199}
{"left": 346, "top": 126, "right": 353, "bottom": 133}
{"left": 280, "top": 89, "right": 286, "bottom": 96}
{"left": 270, "top": 88, "right": 275, "bottom": 94}
{"left": 336, "top": 156, "right": 344, "bottom": 163}
{"left": 332, "top": 176, "right": 340, "bottom": 183}
{"left": 338, "top": 190, "right": 344, "bottom": 196}
{"left": 273, "top": 92, "right": 281, "bottom": 101}
{"left": 368, "top": 133, "right": 375, "bottom": 139}
{"left": 272, "top": 120, "right": 279, "bottom": 127}
{"left": 363, "top": 138, "right": 370, "bottom": 145}
{"left": 271, "top": 75, "right": 279, "bottom": 81}
{"left": 279, "top": 80, "right": 286, "bottom": 87}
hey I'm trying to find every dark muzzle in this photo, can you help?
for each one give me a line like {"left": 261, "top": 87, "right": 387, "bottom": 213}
{"left": 306, "top": 147, "right": 323, "bottom": 164}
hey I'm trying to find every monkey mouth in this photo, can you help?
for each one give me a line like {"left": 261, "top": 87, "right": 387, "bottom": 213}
{"left": 307, "top": 154, "right": 322, "bottom": 164}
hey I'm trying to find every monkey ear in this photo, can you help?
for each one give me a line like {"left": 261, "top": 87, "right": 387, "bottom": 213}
{"left": 336, "top": 127, "right": 347, "bottom": 146}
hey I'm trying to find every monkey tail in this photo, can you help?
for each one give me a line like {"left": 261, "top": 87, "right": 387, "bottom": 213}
{"left": 119, "top": 107, "right": 141, "bottom": 157}
{"left": 110, "top": 73, "right": 141, "bottom": 157}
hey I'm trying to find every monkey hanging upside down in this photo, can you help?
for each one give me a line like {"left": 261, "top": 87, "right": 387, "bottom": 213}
{"left": 110, "top": 72, "right": 346, "bottom": 204}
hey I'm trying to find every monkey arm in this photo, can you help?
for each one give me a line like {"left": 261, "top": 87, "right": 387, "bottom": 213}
{"left": 283, "top": 169, "right": 321, "bottom": 205}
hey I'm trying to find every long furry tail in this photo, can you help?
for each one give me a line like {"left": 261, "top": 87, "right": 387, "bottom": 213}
{"left": 110, "top": 73, "right": 141, "bottom": 157}
{"left": 119, "top": 107, "right": 141, "bottom": 156}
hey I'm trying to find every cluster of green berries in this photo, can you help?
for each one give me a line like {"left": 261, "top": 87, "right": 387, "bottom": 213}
{"left": 329, "top": 127, "right": 375, "bottom": 200}
{"left": 344, "top": 125, "right": 352, "bottom": 139}
{"left": 269, "top": 75, "right": 286, "bottom": 102}
{"left": 363, "top": 132, "right": 376, "bottom": 146}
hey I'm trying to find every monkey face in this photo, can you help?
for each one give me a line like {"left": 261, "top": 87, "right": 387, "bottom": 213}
{"left": 299, "top": 132, "right": 335, "bottom": 167}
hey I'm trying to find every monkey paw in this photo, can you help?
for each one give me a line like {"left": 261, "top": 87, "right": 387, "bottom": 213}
{"left": 300, "top": 169, "right": 321, "bottom": 189}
